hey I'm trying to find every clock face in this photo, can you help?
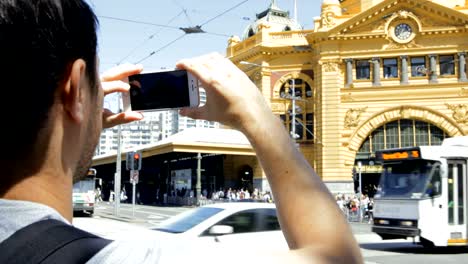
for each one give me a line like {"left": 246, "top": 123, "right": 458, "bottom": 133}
{"left": 394, "top": 23, "right": 413, "bottom": 40}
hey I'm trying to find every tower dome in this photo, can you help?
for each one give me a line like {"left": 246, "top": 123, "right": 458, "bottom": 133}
{"left": 242, "top": 0, "right": 302, "bottom": 40}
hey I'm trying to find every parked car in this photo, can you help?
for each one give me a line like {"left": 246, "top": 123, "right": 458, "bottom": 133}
{"left": 151, "top": 202, "right": 288, "bottom": 251}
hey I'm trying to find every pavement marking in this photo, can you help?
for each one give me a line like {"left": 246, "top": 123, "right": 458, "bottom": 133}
{"left": 147, "top": 215, "right": 166, "bottom": 220}
{"left": 147, "top": 220, "right": 163, "bottom": 226}
{"left": 99, "top": 207, "right": 186, "bottom": 216}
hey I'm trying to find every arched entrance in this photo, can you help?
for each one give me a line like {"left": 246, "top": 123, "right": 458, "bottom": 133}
{"left": 347, "top": 106, "right": 465, "bottom": 197}
{"left": 354, "top": 118, "right": 448, "bottom": 197}
{"left": 238, "top": 165, "right": 253, "bottom": 192}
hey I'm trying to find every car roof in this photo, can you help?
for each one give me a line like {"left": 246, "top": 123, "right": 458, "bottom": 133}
{"left": 202, "top": 202, "right": 276, "bottom": 210}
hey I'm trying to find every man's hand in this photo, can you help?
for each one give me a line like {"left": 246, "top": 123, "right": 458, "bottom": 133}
{"left": 100, "top": 64, "right": 144, "bottom": 129}
{"left": 176, "top": 53, "right": 271, "bottom": 134}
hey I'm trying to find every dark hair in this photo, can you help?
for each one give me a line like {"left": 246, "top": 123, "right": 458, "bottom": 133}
{"left": 0, "top": 0, "right": 99, "bottom": 191}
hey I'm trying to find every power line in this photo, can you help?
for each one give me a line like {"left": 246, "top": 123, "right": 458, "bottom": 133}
{"left": 129, "top": 1, "right": 251, "bottom": 64}
{"left": 200, "top": 0, "right": 250, "bottom": 26}
{"left": 116, "top": 10, "right": 185, "bottom": 65}
{"left": 99, "top": 15, "right": 181, "bottom": 30}
{"left": 98, "top": 15, "right": 230, "bottom": 37}
{"left": 171, "top": 0, "right": 193, "bottom": 25}
{"left": 134, "top": 34, "right": 187, "bottom": 64}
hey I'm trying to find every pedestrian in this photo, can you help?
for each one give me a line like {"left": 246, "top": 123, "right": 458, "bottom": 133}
{"left": 0, "top": 4, "right": 361, "bottom": 262}
{"left": 95, "top": 187, "right": 102, "bottom": 203}
{"left": 109, "top": 191, "right": 115, "bottom": 203}
{"left": 121, "top": 188, "right": 127, "bottom": 202}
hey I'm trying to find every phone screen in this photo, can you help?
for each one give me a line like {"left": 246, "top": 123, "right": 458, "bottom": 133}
{"left": 128, "top": 70, "right": 191, "bottom": 110}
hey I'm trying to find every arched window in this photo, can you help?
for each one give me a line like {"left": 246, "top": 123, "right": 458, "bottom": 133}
{"left": 357, "top": 119, "right": 447, "bottom": 156}
{"left": 279, "top": 78, "right": 313, "bottom": 99}
{"left": 278, "top": 78, "right": 314, "bottom": 141}
{"left": 284, "top": 26, "right": 291, "bottom": 31}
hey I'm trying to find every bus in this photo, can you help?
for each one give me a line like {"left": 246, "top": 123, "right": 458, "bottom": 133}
{"left": 72, "top": 168, "right": 97, "bottom": 215}
{"left": 372, "top": 136, "right": 468, "bottom": 247}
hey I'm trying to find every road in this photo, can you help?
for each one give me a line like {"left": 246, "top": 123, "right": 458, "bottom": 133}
{"left": 89, "top": 202, "right": 188, "bottom": 228}
{"left": 74, "top": 203, "right": 468, "bottom": 263}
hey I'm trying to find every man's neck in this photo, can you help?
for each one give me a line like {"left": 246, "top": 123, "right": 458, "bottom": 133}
{"left": 1, "top": 172, "right": 73, "bottom": 222}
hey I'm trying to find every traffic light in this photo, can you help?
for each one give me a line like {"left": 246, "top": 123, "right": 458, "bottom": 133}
{"left": 132, "top": 151, "right": 142, "bottom": 170}
{"left": 126, "top": 152, "right": 134, "bottom": 171}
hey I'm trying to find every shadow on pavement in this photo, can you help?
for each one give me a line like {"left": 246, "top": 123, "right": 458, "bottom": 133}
{"left": 360, "top": 242, "right": 468, "bottom": 255}
{"left": 72, "top": 211, "right": 94, "bottom": 218}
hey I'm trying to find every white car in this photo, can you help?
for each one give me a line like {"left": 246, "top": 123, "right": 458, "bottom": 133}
{"left": 152, "top": 202, "right": 288, "bottom": 251}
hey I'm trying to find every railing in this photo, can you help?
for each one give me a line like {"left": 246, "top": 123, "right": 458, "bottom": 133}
{"left": 341, "top": 206, "right": 373, "bottom": 224}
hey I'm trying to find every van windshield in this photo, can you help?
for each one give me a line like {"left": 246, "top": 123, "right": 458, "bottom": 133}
{"left": 375, "top": 160, "right": 441, "bottom": 199}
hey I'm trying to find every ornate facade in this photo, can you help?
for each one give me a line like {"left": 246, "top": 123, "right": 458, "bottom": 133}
{"left": 227, "top": 0, "right": 468, "bottom": 194}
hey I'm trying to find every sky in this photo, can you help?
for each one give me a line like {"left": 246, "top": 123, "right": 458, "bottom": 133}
{"left": 87, "top": 0, "right": 322, "bottom": 72}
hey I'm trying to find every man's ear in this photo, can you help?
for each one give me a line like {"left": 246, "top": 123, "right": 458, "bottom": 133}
{"left": 62, "top": 59, "right": 87, "bottom": 124}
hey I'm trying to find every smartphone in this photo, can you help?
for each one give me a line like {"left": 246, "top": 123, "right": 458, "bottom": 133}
{"left": 122, "top": 69, "right": 199, "bottom": 111}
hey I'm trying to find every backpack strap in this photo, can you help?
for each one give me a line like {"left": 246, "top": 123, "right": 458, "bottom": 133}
{"left": 0, "top": 219, "right": 112, "bottom": 264}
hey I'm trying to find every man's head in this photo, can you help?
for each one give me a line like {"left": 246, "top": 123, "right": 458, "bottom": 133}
{"left": 0, "top": 0, "right": 100, "bottom": 194}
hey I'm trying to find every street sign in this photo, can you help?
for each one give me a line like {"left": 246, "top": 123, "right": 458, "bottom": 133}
{"left": 130, "top": 170, "right": 139, "bottom": 184}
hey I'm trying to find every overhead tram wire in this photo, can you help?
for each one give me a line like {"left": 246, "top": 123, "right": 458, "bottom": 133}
{"left": 99, "top": 15, "right": 230, "bottom": 38}
{"left": 99, "top": 16, "right": 181, "bottom": 30}
{"left": 116, "top": 10, "right": 185, "bottom": 65}
{"left": 171, "top": 0, "right": 194, "bottom": 25}
{"left": 131, "top": 0, "right": 251, "bottom": 64}
{"left": 199, "top": 0, "right": 250, "bottom": 26}
{"left": 134, "top": 33, "right": 187, "bottom": 64}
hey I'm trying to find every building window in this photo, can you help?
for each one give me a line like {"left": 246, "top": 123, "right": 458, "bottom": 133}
{"left": 372, "top": 127, "right": 385, "bottom": 152}
{"left": 385, "top": 121, "right": 399, "bottom": 149}
{"left": 248, "top": 28, "right": 255, "bottom": 37}
{"left": 305, "top": 83, "right": 312, "bottom": 98}
{"left": 411, "top": 57, "right": 426, "bottom": 77}
{"left": 279, "top": 79, "right": 313, "bottom": 100}
{"left": 383, "top": 58, "right": 398, "bottom": 79}
{"left": 357, "top": 119, "right": 446, "bottom": 155}
{"left": 440, "top": 55, "right": 455, "bottom": 76}
{"left": 400, "top": 119, "right": 414, "bottom": 147}
{"left": 414, "top": 121, "right": 429, "bottom": 145}
{"left": 306, "top": 113, "right": 314, "bottom": 140}
{"left": 356, "top": 60, "right": 370, "bottom": 80}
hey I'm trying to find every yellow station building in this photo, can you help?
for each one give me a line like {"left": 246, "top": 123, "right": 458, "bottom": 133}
{"left": 93, "top": 0, "right": 468, "bottom": 200}
{"left": 228, "top": 0, "right": 468, "bottom": 195}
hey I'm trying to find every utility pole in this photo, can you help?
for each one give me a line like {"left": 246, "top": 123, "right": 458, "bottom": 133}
{"left": 196, "top": 153, "right": 202, "bottom": 204}
{"left": 114, "top": 94, "right": 122, "bottom": 216}
{"left": 291, "top": 80, "right": 297, "bottom": 142}
{"left": 358, "top": 161, "right": 362, "bottom": 196}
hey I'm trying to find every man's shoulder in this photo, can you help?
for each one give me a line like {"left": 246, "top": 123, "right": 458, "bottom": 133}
{"left": 0, "top": 199, "right": 68, "bottom": 243}
{"left": 88, "top": 237, "right": 163, "bottom": 264}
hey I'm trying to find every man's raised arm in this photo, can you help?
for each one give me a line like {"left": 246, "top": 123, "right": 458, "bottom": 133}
{"left": 177, "top": 53, "right": 363, "bottom": 264}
